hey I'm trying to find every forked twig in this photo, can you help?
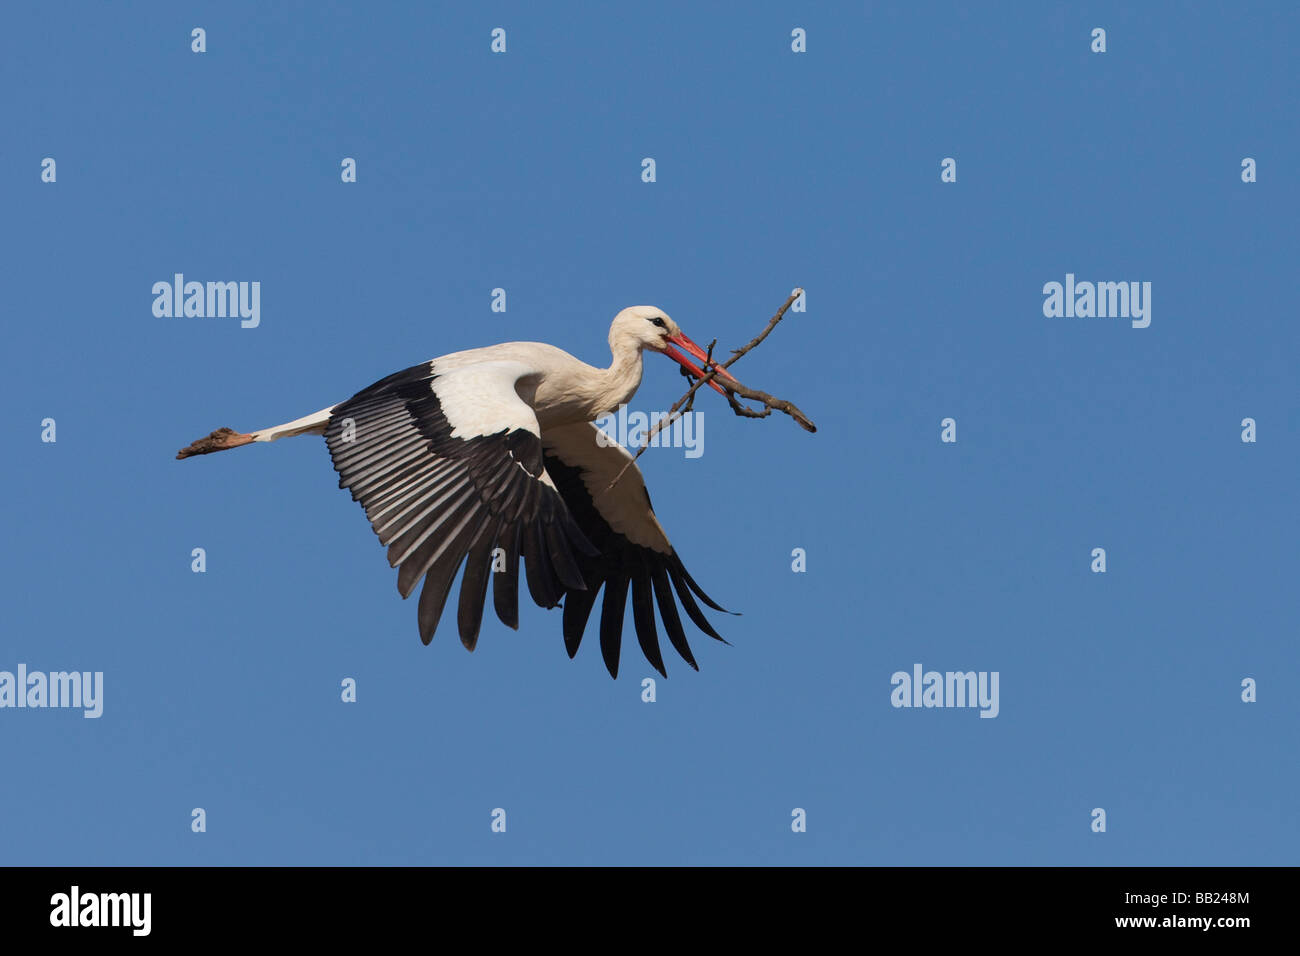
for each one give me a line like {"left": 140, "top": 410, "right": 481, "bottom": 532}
{"left": 606, "top": 289, "right": 816, "bottom": 491}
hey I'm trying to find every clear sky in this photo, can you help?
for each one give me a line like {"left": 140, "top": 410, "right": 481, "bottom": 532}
{"left": 2, "top": 2, "right": 1296, "bottom": 865}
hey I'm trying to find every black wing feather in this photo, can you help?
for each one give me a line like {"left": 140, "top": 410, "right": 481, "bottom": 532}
{"left": 598, "top": 572, "right": 630, "bottom": 679}
{"left": 562, "top": 583, "right": 600, "bottom": 659}
{"left": 491, "top": 524, "right": 521, "bottom": 630}
{"left": 542, "top": 426, "right": 733, "bottom": 678}
{"left": 631, "top": 561, "right": 666, "bottom": 678}
{"left": 326, "top": 361, "right": 591, "bottom": 649}
{"left": 651, "top": 564, "right": 697, "bottom": 671}
{"left": 457, "top": 518, "right": 500, "bottom": 649}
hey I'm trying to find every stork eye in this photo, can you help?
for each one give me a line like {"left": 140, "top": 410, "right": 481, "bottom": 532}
{"left": 650, "top": 317, "right": 666, "bottom": 329}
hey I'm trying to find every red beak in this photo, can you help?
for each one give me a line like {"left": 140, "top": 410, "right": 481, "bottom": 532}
{"left": 662, "top": 333, "right": 741, "bottom": 395}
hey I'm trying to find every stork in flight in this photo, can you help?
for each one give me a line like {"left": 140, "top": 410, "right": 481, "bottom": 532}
{"left": 177, "top": 306, "right": 742, "bottom": 678}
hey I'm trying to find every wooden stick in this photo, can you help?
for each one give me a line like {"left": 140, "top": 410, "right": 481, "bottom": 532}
{"left": 605, "top": 289, "right": 815, "bottom": 491}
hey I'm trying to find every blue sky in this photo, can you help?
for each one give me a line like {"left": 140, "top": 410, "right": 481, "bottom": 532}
{"left": 2, "top": 1, "right": 1296, "bottom": 865}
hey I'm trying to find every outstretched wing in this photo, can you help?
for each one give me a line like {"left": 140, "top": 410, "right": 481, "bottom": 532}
{"left": 325, "top": 359, "right": 595, "bottom": 648}
{"left": 540, "top": 421, "right": 732, "bottom": 679}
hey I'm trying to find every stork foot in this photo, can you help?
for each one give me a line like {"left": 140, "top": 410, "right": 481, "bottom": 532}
{"left": 176, "top": 427, "right": 254, "bottom": 460}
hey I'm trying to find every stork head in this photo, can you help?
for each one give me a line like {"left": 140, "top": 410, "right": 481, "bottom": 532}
{"left": 609, "top": 305, "right": 682, "bottom": 352}
{"left": 609, "top": 306, "right": 739, "bottom": 395}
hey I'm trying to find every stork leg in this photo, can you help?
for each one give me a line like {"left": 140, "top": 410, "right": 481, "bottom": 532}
{"left": 176, "top": 406, "right": 335, "bottom": 460}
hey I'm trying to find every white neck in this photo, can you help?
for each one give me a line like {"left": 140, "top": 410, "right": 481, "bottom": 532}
{"left": 530, "top": 338, "right": 651, "bottom": 429}
{"left": 590, "top": 338, "right": 645, "bottom": 417}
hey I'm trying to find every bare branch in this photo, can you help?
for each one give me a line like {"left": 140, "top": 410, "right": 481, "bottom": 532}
{"left": 604, "top": 289, "right": 816, "bottom": 492}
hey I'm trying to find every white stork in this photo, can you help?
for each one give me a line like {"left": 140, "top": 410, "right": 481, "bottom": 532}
{"left": 177, "top": 306, "right": 742, "bottom": 678}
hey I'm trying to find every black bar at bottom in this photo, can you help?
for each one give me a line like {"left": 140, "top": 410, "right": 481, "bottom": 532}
{"left": 0, "top": 866, "right": 1280, "bottom": 940}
